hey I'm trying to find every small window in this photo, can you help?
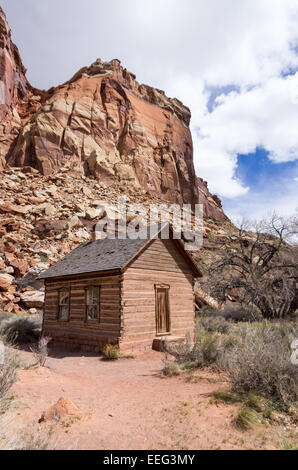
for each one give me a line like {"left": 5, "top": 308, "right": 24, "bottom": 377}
{"left": 58, "top": 289, "right": 70, "bottom": 321}
{"left": 86, "top": 286, "right": 100, "bottom": 322}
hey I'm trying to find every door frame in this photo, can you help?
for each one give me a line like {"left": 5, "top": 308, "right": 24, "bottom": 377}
{"left": 155, "top": 283, "right": 171, "bottom": 336}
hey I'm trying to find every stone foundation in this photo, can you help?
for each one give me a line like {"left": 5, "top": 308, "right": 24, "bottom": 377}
{"left": 43, "top": 330, "right": 119, "bottom": 353}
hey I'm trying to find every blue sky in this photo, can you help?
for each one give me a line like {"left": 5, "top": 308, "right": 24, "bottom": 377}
{"left": 2, "top": 0, "right": 298, "bottom": 220}
{"left": 222, "top": 149, "right": 298, "bottom": 220}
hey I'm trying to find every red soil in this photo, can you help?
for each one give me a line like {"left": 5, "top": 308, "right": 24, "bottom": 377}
{"left": 10, "top": 348, "right": 288, "bottom": 450}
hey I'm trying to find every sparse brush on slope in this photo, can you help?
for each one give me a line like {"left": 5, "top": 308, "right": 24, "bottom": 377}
{"left": 30, "top": 336, "right": 51, "bottom": 368}
{"left": 198, "top": 315, "right": 232, "bottom": 334}
{"left": 0, "top": 340, "right": 20, "bottom": 414}
{"left": 102, "top": 344, "right": 135, "bottom": 361}
{"left": 199, "top": 304, "right": 260, "bottom": 322}
{"left": 163, "top": 316, "right": 297, "bottom": 414}
{"left": 162, "top": 359, "right": 181, "bottom": 377}
{"left": 223, "top": 322, "right": 298, "bottom": 410}
{"left": 103, "top": 345, "right": 120, "bottom": 360}
{"left": 1, "top": 315, "right": 42, "bottom": 343}
{"left": 164, "top": 327, "right": 222, "bottom": 369}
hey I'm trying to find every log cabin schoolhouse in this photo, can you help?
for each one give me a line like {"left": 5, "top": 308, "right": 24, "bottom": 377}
{"left": 39, "top": 225, "right": 202, "bottom": 352}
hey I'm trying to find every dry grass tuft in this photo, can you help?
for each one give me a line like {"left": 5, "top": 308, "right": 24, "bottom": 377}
{"left": 30, "top": 336, "right": 51, "bottom": 367}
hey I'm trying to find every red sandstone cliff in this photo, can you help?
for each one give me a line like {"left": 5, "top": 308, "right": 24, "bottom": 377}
{"left": 0, "top": 8, "right": 43, "bottom": 170}
{"left": 198, "top": 178, "right": 228, "bottom": 222}
{"left": 7, "top": 58, "right": 199, "bottom": 207}
{"left": 0, "top": 7, "right": 227, "bottom": 221}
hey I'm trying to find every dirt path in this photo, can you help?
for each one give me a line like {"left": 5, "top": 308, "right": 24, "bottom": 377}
{"left": 10, "top": 348, "right": 287, "bottom": 450}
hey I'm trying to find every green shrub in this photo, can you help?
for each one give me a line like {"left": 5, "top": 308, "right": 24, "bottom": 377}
{"left": 1, "top": 315, "right": 42, "bottom": 343}
{"left": 103, "top": 344, "right": 120, "bottom": 360}
{"left": 0, "top": 313, "right": 12, "bottom": 327}
{"left": 223, "top": 322, "right": 298, "bottom": 410}
{"left": 234, "top": 406, "right": 264, "bottom": 430}
{"left": 197, "top": 305, "right": 217, "bottom": 316}
{"left": 164, "top": 328, "right": 222, "bottom": 369}
{"left": 0, "top": 343, "right": 20, "bottom": 414}
{"left": 198, "top": 315, "right": 232, "bottom": 334}
{"left": 211, "top": 389, "right": 242, "bottom": 404}
{"left": 30, "top": 336, "right": 51, "bottom": 367}
{"left": 218, "top": 305, "right": 261, "bottom": 322}
{"left": 162, "top": 360, "right": 181, "bottom": 377}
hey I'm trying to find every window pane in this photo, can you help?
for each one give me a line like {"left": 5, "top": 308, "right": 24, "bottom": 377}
{"left": 59, "top": 305, "right": 69, "bottom": 320}
{"left": 58, "top": 290, "right": 69, "bottom": 320}
{"left": 87, "top": 306, "right": 98, "bottom": 320}
{"left": 60, "top": 291, "right": 69, "bottom": 305}
{"left": 86, "top": 287, "right": 99, "bottom": 321}
{"left": 87, "top": 287, "right": 99, "bottom": 305}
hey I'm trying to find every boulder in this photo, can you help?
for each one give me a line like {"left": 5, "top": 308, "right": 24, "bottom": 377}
{"left": 41, "top": 203, "right": 56, "bottom": 217}
{"left": 18, "top": 262, "right": 49, "bottom": 289}
{"left": 0, "top": 259, "right": 6, "bottom": 270}
{"left": 10, "top": 260, "right": 29, "bottom": 277}
{"left": 0, "top": 273, "right": 14, "bottom": 292}
{"left": 20, "top": 290, "right": 44, "bottom": 308}
{"left": 2, "top": 266, "right": 14, "bottom": 274}
{"left": 85, "top": 208, "right": 102, "bottom": 220}
{"left": 67, "top": 215, "right": 83, "bottom": 230}
{"left": 74, "top": 228, "right": 90, "bottom": 240}
{"left": 0, "top": 202, "right": 27, "bottom": 215}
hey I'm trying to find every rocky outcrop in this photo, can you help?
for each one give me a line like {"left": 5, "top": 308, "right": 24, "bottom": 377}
{"left": 7, "top": 58, "right": 198, "bottom": 207}
{"left": 0, "top": 6, "right": 226, "bottom": 221}
{"left": 0, "top": 8, "right": 42, "bottom": 170}
{"left": 198, "top": 177, "right": 227, "bottom": 222}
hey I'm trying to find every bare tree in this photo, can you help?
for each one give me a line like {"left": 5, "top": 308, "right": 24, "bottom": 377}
{"left": 204, "top": 214, "right": 298, "bottom": 319}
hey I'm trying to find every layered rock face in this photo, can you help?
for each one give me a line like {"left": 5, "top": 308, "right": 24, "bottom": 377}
{"left": 198, "top": 178, "right": 228, "bottom": 222}
{"left": 0, "top": 8, "right": 42, "bottom": 170}
{"left": 7, "top": 58, "right": 199, "bottom": 207}
{"left": 0, "top": 7, "right": 227, "bottom": 221}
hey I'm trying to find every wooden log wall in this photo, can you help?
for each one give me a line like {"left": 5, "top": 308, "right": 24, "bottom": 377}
{"left": 120, "top": 239, "right": 195, "bottom": 349}
{"left": 43, "top": 273, "right": 121, "bottom": 351}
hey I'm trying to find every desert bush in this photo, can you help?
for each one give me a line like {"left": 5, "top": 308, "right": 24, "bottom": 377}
{"left": 16, "top": 425, "right": 55, "bottom": 450}
{"left": 0, "top": 342, "right": 20, "bottom": 414}
{"left": 199, "top": 304, "right": 260, "bottom": 323}
{"left": 223, "top": 322, "right": 298, "bottom": 410}
{"left": 103, "top": 344, "right": 120, "bottom": 360}
{"left": 197, "top": 305, "right": 217, "bottom": 316}
{"left": 162, "top": 359, "right": 181, "bottom": 376}
{"left": 0, "top": 312, "right": 12, "bottom": 326}
{"left": 30, "top": 336, "right": 51, "bottom": 367}
{"left": 211, "top": 387, "right": 284, "bottom": 431}
{"left": 1, "top": 315, "right": 42, "bottom": 343}
{"left": 198, "top": 315, "right": 232, "bottom": 334}
{"left": 164, "top": 328, "right": 222, "bottom": 369}
{"left": 211, "top": 389, "right": 242, "bottom": 404}
{"left": 0, "top": 419, "right": 55, "bottom": 450}
{"left": 218, "top": 305, "right": 261, "bottom": 322}
{"left": 234, "top": 406, "right": 264, "bottom": 430}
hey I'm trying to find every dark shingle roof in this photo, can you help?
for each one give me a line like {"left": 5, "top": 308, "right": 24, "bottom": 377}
{"left": 38, "top": 237, "right": 149, "bottom": 279}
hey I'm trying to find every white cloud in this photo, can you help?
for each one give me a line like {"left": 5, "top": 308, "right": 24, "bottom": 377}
{"left": 184, "top": 73, "right": 298, "bottom": 197}
{"left": 4, "top": 0, "right": 298, "bottom": 91}
{"left": 224, "top": 180, "right": 298, "bottom": 222}
{"left": 2, "top": 0, "right": 298, "bottom": 214}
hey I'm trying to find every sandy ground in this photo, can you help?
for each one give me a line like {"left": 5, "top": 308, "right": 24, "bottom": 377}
{"left": 7, "top": 347, "right": 294, "bottom": 450}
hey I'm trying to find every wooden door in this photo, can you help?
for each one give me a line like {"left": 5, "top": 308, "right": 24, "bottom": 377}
{"left": 155, "top": 287, "right": 170, "bottom": 334}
